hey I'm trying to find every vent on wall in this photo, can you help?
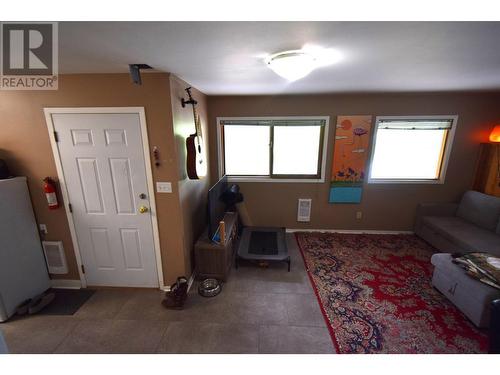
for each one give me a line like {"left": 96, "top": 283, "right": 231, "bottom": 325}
{"left": 42, "top": 241, "right": 68, "bottom": 274}
{"left": 297, "top": 199, "right": 312, "bottom": 222}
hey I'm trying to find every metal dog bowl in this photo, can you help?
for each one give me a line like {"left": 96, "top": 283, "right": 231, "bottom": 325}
{"left": 198, "top": 278, "right": 222, "bottom": 297}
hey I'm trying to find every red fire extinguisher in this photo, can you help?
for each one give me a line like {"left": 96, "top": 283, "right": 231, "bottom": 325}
{"left": 43, "top": 177, "right": 59, "bottom": 210}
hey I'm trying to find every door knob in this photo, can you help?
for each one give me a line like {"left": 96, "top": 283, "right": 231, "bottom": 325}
{"left": 139, "top": 205, "right": 149, "bottom": 214}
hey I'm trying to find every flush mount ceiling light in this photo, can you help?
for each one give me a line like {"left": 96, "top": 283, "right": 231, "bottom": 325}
{"left": 266, "top": 50, "right": 316, "bottom": 81}
{"left": 265, "top": 45, "right": 342, "bottom": 82}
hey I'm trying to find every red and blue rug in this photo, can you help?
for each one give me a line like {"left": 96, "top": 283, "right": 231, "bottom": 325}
{"left": 295, "top": 232, "right": 488, "bottom": 353}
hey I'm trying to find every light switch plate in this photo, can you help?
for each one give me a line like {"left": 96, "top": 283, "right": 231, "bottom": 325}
{"left": 156, "top": 182, "right": 172, "bottom": 193}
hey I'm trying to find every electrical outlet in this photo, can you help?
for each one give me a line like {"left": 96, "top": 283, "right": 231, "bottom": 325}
{"left": 356, "top": 211, "right": 362, "bottom": 220}
{"left": 39, "top": 224, "right": 48, "bottom": 234}
{"left": 156, "top": 182, "right": 172, "bottom": 193}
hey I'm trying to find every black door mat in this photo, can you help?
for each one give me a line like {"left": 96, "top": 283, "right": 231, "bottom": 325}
{"left": 38, "top": 288, "right": 96, "bottom": 316}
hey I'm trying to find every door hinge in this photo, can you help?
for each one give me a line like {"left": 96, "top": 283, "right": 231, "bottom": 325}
{"left": 54, "top": 131, "right": 59, "bottom": 142}
{"left": 81, "top": 264, "right": 85, "bottom": 274}
{"left": 68, "top": 203, "right": 73, "bottom": 213}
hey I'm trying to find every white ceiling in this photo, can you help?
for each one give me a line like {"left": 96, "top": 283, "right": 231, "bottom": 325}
{"left": 59, "top": 22, "right": 500, "bottom": 95}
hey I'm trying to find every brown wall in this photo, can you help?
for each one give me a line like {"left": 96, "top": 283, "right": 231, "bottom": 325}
{"left": 208, "top": 92, "right": 500, "bottom": 231}
{"left": 169, "top": 75, "right": 211, "bottom": 277}
{"left": 3, "top": 75, "right": 499, "bottom": 285}
{"left": 0, "top": 73, "right": 193, "bottom": 285}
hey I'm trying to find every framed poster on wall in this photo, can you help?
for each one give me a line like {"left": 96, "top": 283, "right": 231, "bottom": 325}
{"left": 329, "top": 115, "right": 373, "bottom": 203}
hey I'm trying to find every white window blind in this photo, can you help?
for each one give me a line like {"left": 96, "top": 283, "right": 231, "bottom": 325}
{"left": 369, "top": 117, "right": 456, "bottom": 182}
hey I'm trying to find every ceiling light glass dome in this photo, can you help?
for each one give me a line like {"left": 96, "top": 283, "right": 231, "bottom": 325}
{"left": 266, "top": 50, "right": 317, "bottom": 81}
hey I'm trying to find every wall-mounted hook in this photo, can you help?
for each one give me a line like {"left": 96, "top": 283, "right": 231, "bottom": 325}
{"left": 153, "top": 146, "right": 160, "bottom": 167}
{"left": 181, "top": 87, "right": 198, "bottom": 108}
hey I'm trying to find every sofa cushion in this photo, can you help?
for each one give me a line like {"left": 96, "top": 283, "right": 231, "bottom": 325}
{"left": 422, "top": 215, "right": 500, "bottom": 256}
{"left": 456, "top": 190, "right": 500, "bottom": 231}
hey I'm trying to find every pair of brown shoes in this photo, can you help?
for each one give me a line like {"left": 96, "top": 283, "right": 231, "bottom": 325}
{"left": 161, "top": 276, "right": 188, "bottom": 310}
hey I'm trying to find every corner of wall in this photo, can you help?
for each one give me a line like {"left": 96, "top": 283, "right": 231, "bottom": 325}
{"left": 168, "top": 74, "right": 211, "bottom": 279}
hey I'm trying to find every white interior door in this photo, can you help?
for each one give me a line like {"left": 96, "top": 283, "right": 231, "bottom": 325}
{"left": 52, "top": 112, "right": 158, "bottom": 287}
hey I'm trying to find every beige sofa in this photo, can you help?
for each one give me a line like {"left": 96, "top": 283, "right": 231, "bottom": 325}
{"left": 415, "top": 190, "right": 500, "bottom": 327}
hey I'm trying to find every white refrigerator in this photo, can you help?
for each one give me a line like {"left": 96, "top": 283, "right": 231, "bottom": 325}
{"left": 0, "top": 177, "right": 51, "bottom": 322}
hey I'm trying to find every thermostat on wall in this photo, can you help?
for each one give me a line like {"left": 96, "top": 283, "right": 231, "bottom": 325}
{"left": 156, "top": 182, "right": 172, "bottom": 193}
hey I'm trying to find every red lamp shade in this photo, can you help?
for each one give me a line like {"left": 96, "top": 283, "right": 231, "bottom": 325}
{"left": 490, "top": 125, "right": 500, "bottom": 142}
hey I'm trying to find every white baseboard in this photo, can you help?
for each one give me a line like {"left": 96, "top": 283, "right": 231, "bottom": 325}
{"left": 50, "top": 279, "right": 82, "bottom": 289}
{"left": 286, "top": 228, "right": 414, "bottom": 235}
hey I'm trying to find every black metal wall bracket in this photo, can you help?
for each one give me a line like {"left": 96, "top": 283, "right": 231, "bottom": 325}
{"left": 181, "top": 87, "right": 198, "bottom": 107}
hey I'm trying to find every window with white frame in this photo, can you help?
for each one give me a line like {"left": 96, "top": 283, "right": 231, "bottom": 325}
{"left": 368, "top": 116, "right": 457, "bottom": 183}
{"left": 219, "top": 118, "right": 328, "bottom": 180}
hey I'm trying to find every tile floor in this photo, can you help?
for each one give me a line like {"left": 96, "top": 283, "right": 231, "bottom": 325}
{"left": 0, "top": 234, "right": 335, "bottom": 354}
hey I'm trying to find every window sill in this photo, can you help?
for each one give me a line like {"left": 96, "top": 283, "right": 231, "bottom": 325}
{"left": 367, "top": 178, "right": 444, "bottom": 184}
{"left": 226, "top": 176, "right": 325, "bottom": 184}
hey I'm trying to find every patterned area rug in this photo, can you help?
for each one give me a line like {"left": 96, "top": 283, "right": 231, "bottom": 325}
{"left": 295, "top": 232, "right": 488, "bottom": 353}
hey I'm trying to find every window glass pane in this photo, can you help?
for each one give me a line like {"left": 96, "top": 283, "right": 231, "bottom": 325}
{"left": 273, "top": 125, "right": 322, "bottom": 175}
{"left": 370, "top": 128, "right": 447, "bottom": 180}
{"left": 223, "top": 125, "right": 270, "bottom": 175}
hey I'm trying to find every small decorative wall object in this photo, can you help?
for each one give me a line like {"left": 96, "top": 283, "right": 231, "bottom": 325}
{"left": 329, "top": 115, "right": 373, "bottom": 203}
{"left": 153, "top": 146, "right": 160, "bottom": 167}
